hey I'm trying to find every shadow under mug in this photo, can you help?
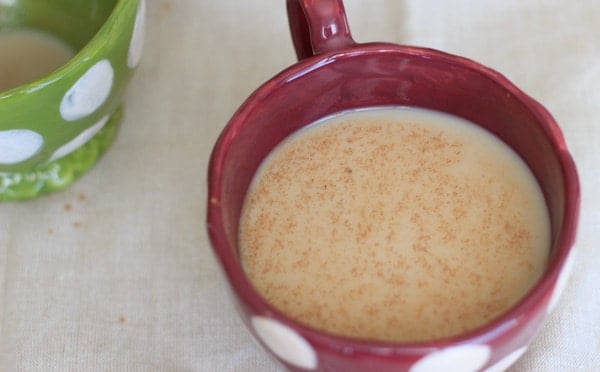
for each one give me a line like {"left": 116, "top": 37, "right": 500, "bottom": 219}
{"left": 207, "top": 0, "right": 580, "bottom": 371}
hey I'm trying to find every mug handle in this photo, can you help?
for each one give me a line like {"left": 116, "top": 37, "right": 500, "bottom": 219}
{"left": 287, "top": 0, "right": 356, "bottom": 60}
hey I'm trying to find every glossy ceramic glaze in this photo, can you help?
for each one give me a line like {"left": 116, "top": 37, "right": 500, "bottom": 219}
{"left": 207, "top": 0, "right": 580, "bottom": 371}
{"left": 0, "top": 0, "right": 145, "bottom": 200}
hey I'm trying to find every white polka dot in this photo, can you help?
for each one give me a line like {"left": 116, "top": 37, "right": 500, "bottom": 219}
{"left": 48, "top": 115, "right": 109, "bottom": 162}
{"left": 127, "top": 0, "right": 146, "bottom": 68}
{"left": 547, "top": 250, "right": 575, "bottom": 313}
{"left": 410, "top": 344, "right": 491, "bottom": 372}
{"left": 60, "top": 59, "right": 114, "bottom": 121}
{"left": 483, "top": 346, "right": 528, "bottom": 372}
{"left": 0, "top": 129, "right": 44, "bottom": 164}
{"left": 251, "top": 316, "right": 317, "bottom": 370}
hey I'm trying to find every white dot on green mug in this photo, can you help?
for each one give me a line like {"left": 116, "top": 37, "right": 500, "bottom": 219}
{"left": 49, "top": 115, "right": 110, "bottom": 162}
{"left": 0, "top": 129, "right": 44, "bottom": 164}
{"left": 127, "top": 0, "right": 146, "bottom": 68}
{"left": 60, "top": 59, "right": 114, "bottom": 122}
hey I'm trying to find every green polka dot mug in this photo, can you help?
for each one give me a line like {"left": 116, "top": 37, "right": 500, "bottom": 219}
{"left": 0, "top": 0, "right": 145, "bottom": 201}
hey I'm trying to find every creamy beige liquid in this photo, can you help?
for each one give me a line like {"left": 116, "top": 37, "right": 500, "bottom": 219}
{"left": 0, "top": 29, "right": 74, "bottom": 92}
{"left": 239, "top": 107, "right": 550, "bottom": 343}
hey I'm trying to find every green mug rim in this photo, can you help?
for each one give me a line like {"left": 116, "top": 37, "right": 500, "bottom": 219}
{"left": 0, "top": 0, "right": 132, "bottom": 99}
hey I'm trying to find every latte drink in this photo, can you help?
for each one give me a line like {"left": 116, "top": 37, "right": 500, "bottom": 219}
{"left": 239, "top": 107, "right": 550, "bottom": 342}
{"left": 0, "top": 29, "right": 74, "bottom": 92}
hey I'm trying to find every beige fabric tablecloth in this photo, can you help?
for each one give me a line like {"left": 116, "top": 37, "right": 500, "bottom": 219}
{"left": 1, "top": 1, "right": 598, "bottom": 370}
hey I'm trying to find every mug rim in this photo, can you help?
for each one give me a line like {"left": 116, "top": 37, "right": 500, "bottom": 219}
{"left": 207, "top": 41, "right": 580, "bottom": 355}
{"left": 0, "top": 0, "right": 132, "bottom": 99}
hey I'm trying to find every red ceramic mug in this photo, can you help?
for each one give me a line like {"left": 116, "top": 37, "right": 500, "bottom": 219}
{"left": 207, "top": 1, "right": 580, "bottom": 371}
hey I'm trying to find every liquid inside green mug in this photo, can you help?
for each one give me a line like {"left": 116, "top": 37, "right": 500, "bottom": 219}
{"left": 0, "top": 0, "right": 145, "bottom": 201}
